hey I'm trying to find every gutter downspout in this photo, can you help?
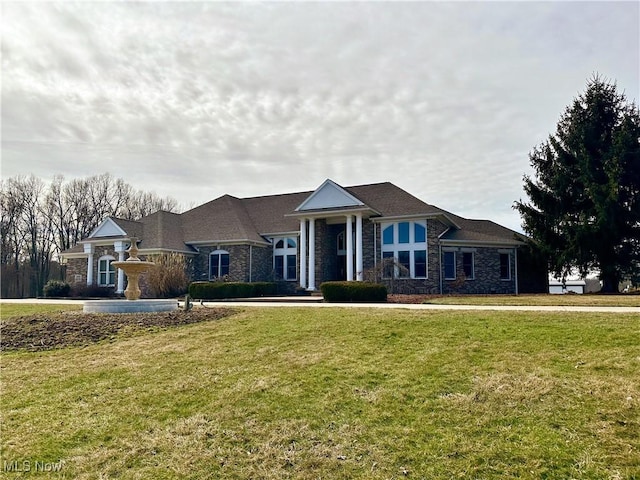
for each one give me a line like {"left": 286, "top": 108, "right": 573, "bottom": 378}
{"left": 439, "top": 242, "right": 443, "bottom": 295}
{"left": 249, "top": 244, "right": 253, "bottom": 283}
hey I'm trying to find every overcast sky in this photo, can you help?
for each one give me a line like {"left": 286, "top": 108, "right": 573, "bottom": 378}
{"left": 2, "top": 1, "right": 638, "bottom": 232}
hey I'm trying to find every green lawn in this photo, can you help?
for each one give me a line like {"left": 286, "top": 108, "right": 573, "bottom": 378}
{"left": 424, "top": 294, "right": 640, "bottom": 307}
{"left": 2, "top": 304, "right": 639, "bottom": 479}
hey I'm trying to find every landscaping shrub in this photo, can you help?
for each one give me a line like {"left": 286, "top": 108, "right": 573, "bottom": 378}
{"left": 146, "top": 253, "right": 190, "bottom": 298}
{"left": 320, "top": 281, "right": 387, "bottom": 302}
{"left": 188, "top": 282, "right": 277, "bottom": 300}
{"left": 70, "top": 284, "right": 116, "bottom": 298}
{"left": 42, "top": 280, "right": 71, "bottom": 297}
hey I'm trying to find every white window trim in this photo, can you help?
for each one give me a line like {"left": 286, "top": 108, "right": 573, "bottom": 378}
{"left": 98, "top": 255, "right": 116, "bottom": 286}
{"left": 462, "top": 251, "right": 475, "bottom": 280}
{"left": 381, "top": 220, "right": 428, "bottom": 279}
{"left": 209, "top": 249, "right": 230, "bottom": 280}
{"left": 273, "top": 237, "right": 297, "bottom": 281}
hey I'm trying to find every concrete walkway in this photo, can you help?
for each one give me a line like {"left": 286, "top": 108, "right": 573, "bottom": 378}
{"left": 2, "top": 297, "right": 639, "bottom": 313}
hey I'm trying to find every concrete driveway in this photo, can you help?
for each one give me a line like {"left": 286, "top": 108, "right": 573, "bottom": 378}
{"left": 2, "top": 297, "right": 639, "bottom": 313}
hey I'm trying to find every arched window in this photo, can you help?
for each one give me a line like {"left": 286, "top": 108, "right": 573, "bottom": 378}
{"left": 273, "top": 237, "right": 297, "bottom": 281}
{"left": 380, "top": 220, "right": 428, "bottom": 278}
{"left": 98, "top": 255, "right": 116, "bottom": 286}
{"left": 210, "top": 250, "right": 230, "bottom": 279}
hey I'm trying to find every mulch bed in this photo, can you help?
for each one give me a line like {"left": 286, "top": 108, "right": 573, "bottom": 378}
{"left": 387, "top": 294, "right": 430, "bottom": 304}
{"left": 1, "top": 307, "right": 237, "bottom": 352}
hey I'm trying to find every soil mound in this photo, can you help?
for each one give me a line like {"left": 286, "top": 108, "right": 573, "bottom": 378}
{"left": 1, "top": 307, "right": 236, "bottom": 352}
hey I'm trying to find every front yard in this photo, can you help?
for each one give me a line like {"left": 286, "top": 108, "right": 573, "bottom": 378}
{"left": 1, "top": 303, "right": 638, "bottom": 479}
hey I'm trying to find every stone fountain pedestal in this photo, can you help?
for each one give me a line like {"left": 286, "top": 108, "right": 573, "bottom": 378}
{"left": 83, "top": 237, "right": 178, "bottom": 313}
{"left": 83, "top": 299, "right": 178, "bottom": 313}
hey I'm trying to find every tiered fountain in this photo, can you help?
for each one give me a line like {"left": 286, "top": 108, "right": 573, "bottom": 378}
{"left": 83, "top": 238, "right": 178, "bottom": 313}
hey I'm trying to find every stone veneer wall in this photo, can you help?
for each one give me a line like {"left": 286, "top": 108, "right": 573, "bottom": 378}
{"left": 65, "top": 258, "right": 86, "bottom": 285}
{"left": 441, "top": 247, "right": 517, "bottom": 294}
{"left": 362, "top": 219, "right": 376, "bottom": 274}
{"left": 313, "top": 219, "right": 329, "bottom": 286}
{"left": 65, "top": 245, "right": 122, "bottom": 288}
{"left": 193, "top": 244, "right": 271, "bottom": 283}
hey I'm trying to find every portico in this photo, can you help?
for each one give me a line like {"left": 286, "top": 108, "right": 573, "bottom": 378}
{"left": 287, "top": 180, "right": 377, "bottom": 290}
{"left": 82, "top": 239, "right": 129, "bottom": 294}
{"left": 297, "top": 212, "right": 365, "bottom": 290}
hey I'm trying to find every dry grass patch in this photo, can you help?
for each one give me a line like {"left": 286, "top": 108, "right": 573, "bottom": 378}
{"left": 1, "top": 304, "right": 639, "bottom": 479}
{"left": 422, "top": 294, "right": 640, "bottom": 307}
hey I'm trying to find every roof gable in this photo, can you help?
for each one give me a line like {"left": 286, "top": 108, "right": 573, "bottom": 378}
{"left": 89, "top": 217, "right": 128, "bottom": 238}
{"left": 295, "top": 179, "right": 365, "bottom": 212}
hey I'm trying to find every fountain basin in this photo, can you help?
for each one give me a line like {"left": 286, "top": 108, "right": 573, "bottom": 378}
{"left": 83, "top": 299, "right": 178, "bottom": 313}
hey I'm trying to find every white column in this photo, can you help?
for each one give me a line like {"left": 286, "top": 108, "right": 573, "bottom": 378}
{"left": 346, "top": 215, "right": 354, "bottom": 281}
{"left": 84, "top": 244, "right": 94, "bottom": 285}
{"left": 114, "top": 241, "right": 126, "bottom": 293}
{"left": 308, "top": 218, "right": 316, "bottom": 290}
{"left": 356, "top": 212, "right": 363, "bottom": 281}
{"left": 299, "top": 219, "right": 307, "bottom": 289}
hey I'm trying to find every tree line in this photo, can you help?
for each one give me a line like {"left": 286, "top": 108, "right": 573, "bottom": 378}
{"left": 1, "top": 173, "right": 179, "bottom": 298}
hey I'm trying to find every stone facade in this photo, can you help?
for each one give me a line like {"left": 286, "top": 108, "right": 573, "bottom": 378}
{"left": 66, "top": 217, "right": 521, "bottom": 296}
{"left": 192, "top": 244, "right": 274, "bottom": 283}
{"left": 65, "top": 258, "right": 86, "bottom": 286}
{"left": 441, "top": 247, "right": 517, "bottom": 295}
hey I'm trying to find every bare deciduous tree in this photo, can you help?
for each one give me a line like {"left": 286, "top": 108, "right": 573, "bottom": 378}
{"left": 1, "top": 173, "right": 180, "bottom": 298}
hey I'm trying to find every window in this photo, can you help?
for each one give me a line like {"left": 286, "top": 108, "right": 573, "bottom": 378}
{"left": 463, "top": 252, "right": 474, "bottom": 279}
{"left": 414, "top": 250, "right": 427, "bottom": 278}
{"left": 398, "top": 251, "right": 410, "bottom": 277}
{"left": 98, "top": 256, "right": 115, "bottom": 286}
{"left": 382, "top": 251, "right": 394, "bottom": 278}
{"left": 398, "top": 222, "right": 410, "bottom": 243}
{"left": 210, "top": 250, "right": 230, "bottom": 279}
{"left": 500, "top": 253, "right": 511, "bottom": 280}
{"left": 380, "top": 221, "right": 428, "bottom": 278}
{"left": 337, "top": 231, "right": 355, "bottom": 255}
{"left": 414, "top": 223, "right": 426, "bottom": 243}
{"left": 383, "top": 225, "right": 394, "bottom": 245}
{"left": 337, "top": 231, "right": 345, "bottom": 252}
{"left": 444, "top": 251, "right": 456, "bottom": 280}
{"left": 273, "top": 237, "right": 297, "bottom": 281}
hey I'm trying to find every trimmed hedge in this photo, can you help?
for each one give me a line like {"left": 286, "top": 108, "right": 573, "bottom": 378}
{"left": 188, "top": 281, "right": 277, "bottom": 300}
{"left": 320, "top": 281, "right": 387, "bottom": 303}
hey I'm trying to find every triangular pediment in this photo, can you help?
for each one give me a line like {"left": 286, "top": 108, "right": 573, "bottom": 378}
{"left": 89, "top": 218, "right": 128, "bottom": 238}
{"left": 295, "top": 179, "right": 365, "bottom": 212}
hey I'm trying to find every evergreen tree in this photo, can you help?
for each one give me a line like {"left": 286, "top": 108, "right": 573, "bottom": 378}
{"left": 515, "top": 75, "right": 640, "bottom": 293}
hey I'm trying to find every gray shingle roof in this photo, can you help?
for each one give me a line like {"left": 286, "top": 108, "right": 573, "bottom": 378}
{"left": 181, "top": 194, "right": 269, "bottom": 244}
{"left": 64, "top": 181, "right": 522, "bottom": 253}
{"left": 440, "top": 215, "right": 524, "bottom": 245}
{"left": 346, "top": 182, "right": 446, "bottom": 218}
{"left": 138, "top": 211, "right": 191, "bottom": 251}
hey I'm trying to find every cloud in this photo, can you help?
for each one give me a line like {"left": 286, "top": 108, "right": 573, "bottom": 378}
{"left": 2, "top": 1, "right": 638, "bottom": 233}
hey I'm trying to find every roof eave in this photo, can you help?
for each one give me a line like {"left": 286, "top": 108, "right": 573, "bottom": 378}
{"left": 286, "top": 206, "right": 379, "bottom": 219}
{"left": 185, "top": 238, "right": 271, "bottom": 247}
{"left": 372, "top": 213, "right": 460, "bottom": 228}
{"left": 439, "top": 239, "right": 524, "bottom": 247}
